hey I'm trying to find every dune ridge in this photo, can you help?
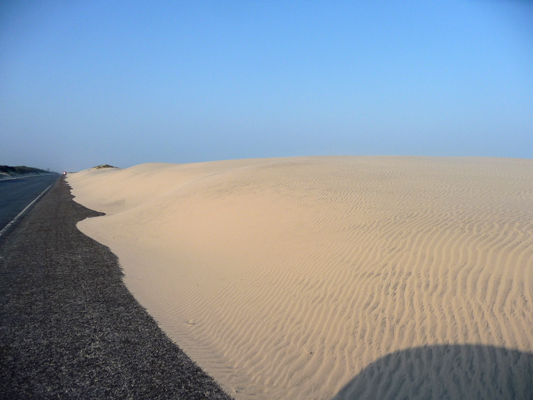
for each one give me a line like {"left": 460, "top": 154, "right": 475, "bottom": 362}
{"left": 68, "top": 156, "right": 533, "bottom": 399}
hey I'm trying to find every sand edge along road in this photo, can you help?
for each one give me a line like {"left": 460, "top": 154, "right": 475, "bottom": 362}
{"left": 0, "top": 177, "right": 232, "bottom": 399}
{"left": 68, "top": 156, "right": 533, "bottom": 400}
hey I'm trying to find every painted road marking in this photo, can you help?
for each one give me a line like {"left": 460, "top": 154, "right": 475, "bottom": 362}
{"left": 0, "top": 182, "right": 55, "bottom": 238}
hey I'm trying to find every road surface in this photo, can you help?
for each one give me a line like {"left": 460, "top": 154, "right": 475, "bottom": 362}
{"left": 0, "top": 174, "right": 59, "bottom": 232}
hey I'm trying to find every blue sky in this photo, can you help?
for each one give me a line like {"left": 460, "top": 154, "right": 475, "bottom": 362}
{"left": 1, "top": 0, "right": 532, "bottom": 172}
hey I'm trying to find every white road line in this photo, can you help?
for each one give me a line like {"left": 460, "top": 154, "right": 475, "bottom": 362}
{"left": 0, "top": 182, "right": 55, "bottom": 238}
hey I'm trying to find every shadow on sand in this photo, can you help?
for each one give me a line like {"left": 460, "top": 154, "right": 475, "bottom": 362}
{"left": 331, "top": 344, "right": 533, "bottom": 400}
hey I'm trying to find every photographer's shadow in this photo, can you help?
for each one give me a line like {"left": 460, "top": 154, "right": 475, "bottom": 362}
{"left": 332, "top": 344, "right": 533, "bottom": 400}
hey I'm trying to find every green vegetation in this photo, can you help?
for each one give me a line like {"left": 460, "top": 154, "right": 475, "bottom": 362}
{"left": 92, "top": 164, "right": 118, "bottom": 169}
{"left": 0, "top": 165, "right": 52, "bottom": 179}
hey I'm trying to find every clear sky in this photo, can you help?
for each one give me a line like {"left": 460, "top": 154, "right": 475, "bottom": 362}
{"left": 1, "top": 0, "right": 532, "bottom": 172}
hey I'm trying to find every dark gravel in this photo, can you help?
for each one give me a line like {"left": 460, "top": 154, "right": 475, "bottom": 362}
{"left": 0, "top": 177, "right": 233, "bottom": 399}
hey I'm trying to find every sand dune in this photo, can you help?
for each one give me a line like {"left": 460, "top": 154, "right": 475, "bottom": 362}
{"left": 68, "top": 156, "right": 533, "bottom": 399}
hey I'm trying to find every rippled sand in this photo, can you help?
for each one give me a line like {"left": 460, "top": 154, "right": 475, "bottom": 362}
{"left": 68, "top": 156, "right": 533, "bottom": 399}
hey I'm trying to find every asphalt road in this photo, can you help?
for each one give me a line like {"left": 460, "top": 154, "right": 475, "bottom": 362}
{"left": 0, "top": 177, "right": 232, "bottom": 399}
{"left": 0, "top": 174, "right": 60, "bottom": 232}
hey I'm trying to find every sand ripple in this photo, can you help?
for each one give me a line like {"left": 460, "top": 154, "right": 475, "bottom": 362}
{"left": 69, "top": 157, "right": 533, "bottom": 399}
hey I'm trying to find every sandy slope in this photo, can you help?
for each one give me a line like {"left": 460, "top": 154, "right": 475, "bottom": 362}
{"left": 68, "top": 156, "right": 533, "bottom": 399}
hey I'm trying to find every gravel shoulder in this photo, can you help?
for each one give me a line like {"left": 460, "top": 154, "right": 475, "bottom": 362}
{"left": 0, "top": 177, "right": 233, "bottom": 399}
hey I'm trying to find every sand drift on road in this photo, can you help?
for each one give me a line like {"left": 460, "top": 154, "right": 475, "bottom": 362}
{"left": 68, "top": 156, "right": 533, "bottom": 400}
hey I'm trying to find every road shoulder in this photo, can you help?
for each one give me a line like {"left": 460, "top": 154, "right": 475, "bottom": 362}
{"left": 0, "top": 177, "right": 232, "bottom": 399}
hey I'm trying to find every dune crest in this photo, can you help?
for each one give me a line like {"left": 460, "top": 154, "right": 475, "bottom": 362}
{"left": 68, "top": 156, "right": 533, "bottom": 400}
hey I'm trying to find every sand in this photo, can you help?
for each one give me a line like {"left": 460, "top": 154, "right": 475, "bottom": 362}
{"left": 68, "top": 156, "right": 533, "bottom": 399}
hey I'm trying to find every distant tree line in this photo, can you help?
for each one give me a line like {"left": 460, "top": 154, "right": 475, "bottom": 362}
{"left": 0, "top": 165, "right": 53, "bottom": 177}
